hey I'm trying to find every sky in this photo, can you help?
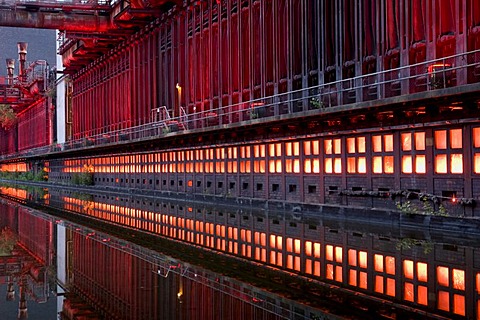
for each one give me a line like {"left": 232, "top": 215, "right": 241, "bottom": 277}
{"left": 0, "top": 27, "right": 57, "bottom": 77}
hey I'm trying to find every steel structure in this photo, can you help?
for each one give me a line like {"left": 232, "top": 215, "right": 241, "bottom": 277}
{"left": 0, "top": 2, "right": 480, "bottom": 217}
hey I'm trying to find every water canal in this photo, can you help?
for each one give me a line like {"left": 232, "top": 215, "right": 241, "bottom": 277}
{"left": 0, "top": 184, "right": 478, "bottom": 319}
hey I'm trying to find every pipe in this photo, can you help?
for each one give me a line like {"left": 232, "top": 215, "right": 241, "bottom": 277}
{"left": 17, "top": 42, "right": 27, "bottom": 82}
{"left": 6, "top": 58, "right": 15, "bottom": 85}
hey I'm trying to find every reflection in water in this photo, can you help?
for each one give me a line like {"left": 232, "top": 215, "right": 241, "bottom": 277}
{"left": 0, "top": 201, "right": 55, "bottom": 319}
{"left": 0, "top": 190, "right": 330, "bottom": 320}
{"left": 0, "top": 184, "right": 480, "bottom": 319}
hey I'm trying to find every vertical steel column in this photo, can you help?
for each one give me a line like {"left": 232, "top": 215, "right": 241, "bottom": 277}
{"left": 173, "top": 14, "right": 179, "bottom": 118}
{"left": 191, "top": 5, "right": 198, "bottom": 113}
{"left": 335, "top": 0, "right": 343, "bottom": 105}
{"left": 177, "top": 9, "right": 186, "bottom": 119}
{"left": 248, "top": 0, "right": 254, "bottom": 105}
{"left": 207, "top": 1, "right": 214, "bottom": 116}
{"left": 259, "top": 0, "right": 266, "bottom": 101}
{"left": 152, "top": 24, "right": 158, "bottom": 116}
{"left": 226, "top": 0, "right": 233, "bottom": 108}
{"left": 456, "top": 0, "right": 467, "bottom": 85}
{"left": 286, "top": 0, "right": 292, "bottom": 112}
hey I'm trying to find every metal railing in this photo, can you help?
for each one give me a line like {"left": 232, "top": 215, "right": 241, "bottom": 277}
{"left": 2, "top": 48, "right": 480, "bottom": 160}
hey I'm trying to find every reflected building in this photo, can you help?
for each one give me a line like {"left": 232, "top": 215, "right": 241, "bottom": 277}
{"left": 0, "top": 190, "right": 331, "bottom": 319}
{"left": 1, "top": 185, "right": 479, "bottom": 319}
{"left": 0, "top": 201, "right": 54, "bottom": 319}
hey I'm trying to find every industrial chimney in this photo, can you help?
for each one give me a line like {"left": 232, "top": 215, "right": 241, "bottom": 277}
{"left": 6, "top": 58, "right": 15, "bottom": 85}
{"left": 17, "top": 42, "right": 27, "bottom": 82}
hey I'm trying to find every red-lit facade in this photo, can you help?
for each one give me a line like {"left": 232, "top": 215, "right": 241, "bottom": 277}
{"left": 0, "top": 1, "right": 480, "bottom": 216}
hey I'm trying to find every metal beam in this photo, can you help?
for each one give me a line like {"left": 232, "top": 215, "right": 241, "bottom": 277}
{"left": 0, "top": 10, "right": 111, "bottom": 32}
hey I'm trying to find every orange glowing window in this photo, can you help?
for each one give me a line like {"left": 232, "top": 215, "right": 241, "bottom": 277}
{"left": 313, "top": 243, "right": 320, "bottom": 258}
{"left": 384, "top": 156, "right": 394, "bottom": 173}
{"left": 435, "top": 130, "right": 447, "bottom": 149}
{"left": 373, "top": 156, "right": 383, "bottom": 173}
{"left": 451, "top": 154, "right": 463, "bottom": 174}
{"left": 347, "top": 138, "right": 356, "bottom": 153}
{"left": 326, "top": 264, "right": 334, "bottom": 280}
{"left": 402, "top": 156, "right": 413, "bottom": 173}
{"left": 473, "top": 127, "right": 480, "bottom": 147}
{"left": 305, "top": 241, "right": 313, "bottom": 256}
{"left": 286, "top": 142, "right": 300, "bottom": 156}
{"left": 325, "top": 158, "right": 333, "bottom": 173}
{"left": 453, "top": 294, "right": 465, "bottom": 316}
{"left": 335, "top": 266, "right": 343, "bottom": 282}
{"left": 404, "top": 260, "right": 414, "bottom": 279}
{"left": 285, "top": 143, "right": 292, "bottom": 156}
{"left": 417, "top": 262, "right": 428, "bottom": 282}
{"left": 475, "top": 154, "right": 480, "bottom": 174}
{"left": 437, "top": 266, "right": 449, "bottom": 287}
{"left": 374, "top": 254, "right": 383, "bottom": 272}
{"left": 477, "top": 273, "right": 480, "bottom": 293}
{"left": 418, "top": 285, "right": 428, "bottom": 305}
{"left": 358, "top": 137, "right": 366, "bottom": 152}
{"left": 312, "top": 141, "right": 319, "bottom": 154}
{"left": 294, "top": 239, "right": 300, "bottom": 254}
{"left": 452, "top": 269, "right": 465, "bottom": 290}
{"left": 304, "top": 141, "right": 312, "bottom": 155}
{"left": 435, "top": 154, "right": 448, "bottom": 173}
{"left": 349, "top": 270, "right": 357, "bottom": 286}
{"left": 269, "top": 144, "right": 276, "bottom": 156}
{"left": 386, "top": 278, "right": 395, "bottom": 296}
{"left": 401, "top": 133, "right": 412, "bottom": 151}
{"left": 374, "top": 276, "right": 384, "bottom": 293}
{"left": 358, "top": 157, "right": 366, "bottom": 173}
{"left": 347, "top": 158, "right": 356, "bottom": 173}
{"left": 359, "top": 272, "right": 367, "bottom": 289}
{"left": 348, "top": 250, "right": 357, "bottom": 266}
{"left": 325, "top": 139, "right": 341, "bottom": 154}
{"left": 326, "top": 245, "right": 334, "bottom": 261}
{"left": 359, "top": 251, "right": 367, "bottom": 268}
{"left": 404, "top": 282, "right": 414, "bottom": 302}
{"left": 450, "top": 129, "right": 462, "bottom": 149}
{"left": 473, "top": 127, "right": 480, "bottom": 148}
{"left": 334, "top": 158, "right": 342, "bottom": 173}
{"left": 335, "top": 247, "right": 343, "bottom": 263}
{"left": 438, "top": 290, "right": 450, "bottom": 311}
{"left": 372, "top": 135, "right": 382, "bottom": 152}
{"left": 325, "top": 139, "right": 333, "bottom": 154}
{"left": 384, "top": 135, "right": 393, "bottom": 152}
{"left": 416, "top": 155, "right": 426, "bottom": 173}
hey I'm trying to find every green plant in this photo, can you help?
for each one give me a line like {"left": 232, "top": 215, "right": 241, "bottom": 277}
{"left": 396, "top": 238, "right": 433, "bottom": 254}
{"left": 0, "top": 228, "right": 17, "bottom": 256}
{"left": 310, "top": 97, "right": 324, "bottom": 109}
{"left": 0, "top": 104, "right": 17, "bottom": 129}
{"left": 72, "top": 164, "right": 94, "bottom": 186}
{"left": 396, "top": 197, "right": 449, "bottom": 216}
{"left": 249, "top": 111, "right": 258, "bottom": 119}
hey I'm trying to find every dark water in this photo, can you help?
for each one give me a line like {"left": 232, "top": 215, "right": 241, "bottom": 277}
{"left": 0, "top": 184, "right": 479, "bottom": 319}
